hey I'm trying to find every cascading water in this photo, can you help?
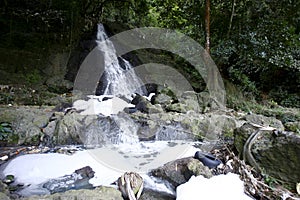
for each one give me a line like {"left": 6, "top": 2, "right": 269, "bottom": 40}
{"left": 96, "top": 24, "right": 145, "bottom": 97}
{"left": 0, "top": 24, "right": 207, "bottom": 198}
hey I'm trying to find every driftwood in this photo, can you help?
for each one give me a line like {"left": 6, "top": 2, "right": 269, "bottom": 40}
{"left": 211, "top": 144, "right": 300, "bottom": 200}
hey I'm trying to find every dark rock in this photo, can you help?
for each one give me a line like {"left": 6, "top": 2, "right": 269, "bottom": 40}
{"left": 124, "top": 107, "right": 138, "bottom": 114}
{"left": 131, "top": 94, "right": 151, "bottom": 113}
{"left": 74, "top": 166, "right": 95, "bottom": 179}
{"left": 151, "top": 157, "right": 212, "bottom": 188}
{"left": 43, "top": 166, "right": 95, "bottom": 194}
{"left": 194, "top": 151, "right": 222, "bottom": 169}
{"left": 102, "top": 96, "right": 113, "bottom": 101}
{"left": 131, "top": 94, "right": 163, "bottom": 114}
{"left": 140, "top": 188, "right": 175, "bottom": 200}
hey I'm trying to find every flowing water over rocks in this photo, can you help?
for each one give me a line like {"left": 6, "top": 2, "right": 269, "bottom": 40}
{"left": 95, "top": 24, "right": 145, "bottom": 97}
{"left": 1, "top": 23, "right": 300, "bottom": 200}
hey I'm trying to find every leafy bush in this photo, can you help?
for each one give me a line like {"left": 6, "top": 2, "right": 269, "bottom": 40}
{"left": 0, "top": 122, "right": 13, "bottom": 140}
{"left": 0, "top": 122, "right": 18, "bottom": 145}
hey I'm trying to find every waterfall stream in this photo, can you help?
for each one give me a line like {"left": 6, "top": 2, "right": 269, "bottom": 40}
{"left": 0, "top": 24, "right": 205, "bottom": 198}
{"left": 96, "top": 24, "right": 145, "bottom": 97}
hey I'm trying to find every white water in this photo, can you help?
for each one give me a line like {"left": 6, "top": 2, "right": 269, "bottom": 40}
{"left": 96, "top": 24, "right": 145, "bottom": 97}
{"left": 2, "top": 150, "right": 253, "bottom": 199}
{"left": 1, "top": 24, "right": 252, "bottom": 199}
{"left": 73, "top": 96, "right": 131, "bottom": 116}
{"left": 177, "top": 173, "right": 253, "bottom": 200}
{"left": 2, "top": 143, "right": 200, "bottom": 197}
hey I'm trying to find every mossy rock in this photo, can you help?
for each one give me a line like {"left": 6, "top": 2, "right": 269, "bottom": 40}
{"left": 234, "top": 123, "right": 300, "bottom": 189}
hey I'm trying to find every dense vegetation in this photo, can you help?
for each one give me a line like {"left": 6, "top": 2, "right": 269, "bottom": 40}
{"left": 0, "top": 0, "right": 299, "bottom": 107}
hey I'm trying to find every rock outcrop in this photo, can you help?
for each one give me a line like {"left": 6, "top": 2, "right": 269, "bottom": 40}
{"left": 234, "top": 123, "right": 300, "bottom": 188}
{"left": 21, "top": 186, "right": 123, "bottom": 200}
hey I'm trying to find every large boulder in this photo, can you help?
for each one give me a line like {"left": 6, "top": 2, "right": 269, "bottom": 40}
{"left": 131, "top": 111, "right": 238, "bottom": 141}
{"left": 52, "top": 112, "right": 140, "bottom": 147}
{"left": 21, "top": 186, "right": 123, "bottom": 200}
{"left": 151, "top": 157, "right": 212, "bottom": 188}
{"left": 234, "top": 123, "right": 300, "bottom": 188}
{"left": 0, "top": 106, "right": 54, "bottom": 146}
{"left": 166, "top": 91, "right": 201, "bottom": 113}
{"left": 131, "top": 94, "right": 163, "bottom": 114}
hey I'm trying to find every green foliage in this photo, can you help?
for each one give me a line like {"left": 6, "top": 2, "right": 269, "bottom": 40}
{"left": 25, "top": 69, "right": 41, "bottom": 84}
{"left": 0, "top": 122, "right": 19, "bottom": 145}
{"left": 0, "top": 122, "right": 13, "bottom": 140}
{"left": 264, "top": 174, "right": 279, "bottom": 188}
{"left": 1, "top": 0, "right": 299, "bottom": 108}
{"left": 211, "top": 0, "right": 300, "bottom": 106}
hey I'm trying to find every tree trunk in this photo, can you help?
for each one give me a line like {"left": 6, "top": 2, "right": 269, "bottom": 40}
{"left": 205, "top": 0, "right": 211, "bottom": 54}
{"left": 227, "top": 0, "right": 236, "bottom": 38}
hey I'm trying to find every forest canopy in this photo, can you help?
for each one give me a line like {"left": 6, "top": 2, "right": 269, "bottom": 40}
{"left": 0, "top": 0, "right": 299, "bottom": 107}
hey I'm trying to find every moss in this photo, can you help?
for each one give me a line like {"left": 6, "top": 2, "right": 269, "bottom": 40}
{"left": 24, "top": 134, "right": 41, "bottom": 146}
{"left": 0, "top": 122, "right": 19, "bottom": 146}
{"left": 223, "top": 128, "right": 234, "bottom": 140}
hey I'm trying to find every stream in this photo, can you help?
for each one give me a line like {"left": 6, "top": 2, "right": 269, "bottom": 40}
{"left": 0, "top": 24, "right": 253, "bottom": 200}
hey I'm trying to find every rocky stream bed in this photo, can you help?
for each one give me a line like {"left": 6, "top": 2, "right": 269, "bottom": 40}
{"left": 0, "top": 89, "right": 299, "bottom": 200}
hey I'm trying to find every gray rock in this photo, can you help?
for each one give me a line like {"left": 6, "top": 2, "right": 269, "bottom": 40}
{"left": 21, "top": 186, "right": 123, "bottom": 200}
{"left": 234, "top": 123, "right": 300, "bottom": 188}
{"left": 243, "top": 114, "right": 284, "bottom": 131}
{"left": 140, "top": 189, "right": 175, "bottom": 200}
{"left": 151, "top": 157, "right": 212, "bottom": 188}
{"left": 0, "top": 192, "right": 10, "bottom": 200}
{"left": 0, "top": 180, "right": 10, "bottom": 196}
{"left": 166, "top": 91, "right": 201, "bottom": 113}
{"left": 43, "top": 166, "right": 95, "bottom": 194}
{"left": 131, "top": 111, "right": 238, "bottom": 141}
{"left": 131, "top": 94, "right": 163, "bottom": 114}
{"left": 0, "top": 106, "right": 54, "bottom": 145}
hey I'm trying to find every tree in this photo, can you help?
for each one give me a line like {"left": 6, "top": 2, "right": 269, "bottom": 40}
{"left": 205, "top": 0, "right": 211, "bottom": 54}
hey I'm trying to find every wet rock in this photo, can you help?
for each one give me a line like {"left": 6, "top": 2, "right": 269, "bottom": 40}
{"left": 151, "top": 157, "right": 212, "bottom": 188}
{"left": 131, "top": 94, "right": 163, "bottom": 114}
{"left": 43, "top": 166, "right": 95, "bottom": 194}
{"left": 140, "top": 188, "right": 175, "bottom": 200}
{"left": 53, "top": 111, "right": 88, "bottom": 145}
{"left": 234, "top": 123, "right": 300, "bottom": 188}
{"left": 21, "top": 186, "right": 123, "bottom": 200}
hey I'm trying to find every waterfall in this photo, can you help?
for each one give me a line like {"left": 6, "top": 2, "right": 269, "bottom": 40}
{"left": 96, "top": 24, "right": 145, "bottom": 98}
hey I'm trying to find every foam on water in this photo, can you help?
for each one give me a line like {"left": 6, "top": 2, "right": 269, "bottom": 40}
{"left": 176, "top": 173, "right": 253, "bottom": 200}
{"left": 1, "top": 141, "right": 200, "bottom": 196}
